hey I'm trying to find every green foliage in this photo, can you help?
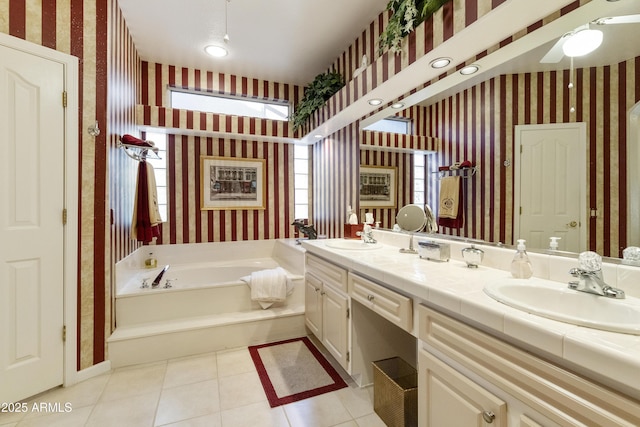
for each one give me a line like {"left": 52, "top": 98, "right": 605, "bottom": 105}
{"left": 291, "top": 71, "right": 345, "bottom": 131}
{"left": 378, "top": 0, "right": 452, "bottom": 55}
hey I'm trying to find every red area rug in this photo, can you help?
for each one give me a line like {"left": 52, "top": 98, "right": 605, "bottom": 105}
{"left": 249, "top": 336, "right": 348, "bottom": 408}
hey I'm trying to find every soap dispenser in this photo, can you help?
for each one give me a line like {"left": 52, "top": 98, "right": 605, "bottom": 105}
{"left": 549, "top": 236, "right": 561, "bottom": 251}
{"left": 511, "top": 239, "right": 533, "bottom": 279}
{"left": 145, "top": 252, "right": 157, "bottom": 269}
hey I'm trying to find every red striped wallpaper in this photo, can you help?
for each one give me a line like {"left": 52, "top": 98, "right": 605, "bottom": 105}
{"left": 426, "top": 57, "right": 639, "bottom": 257}
{"left": 154, "top": 135, "right": 294, "bottom": 244}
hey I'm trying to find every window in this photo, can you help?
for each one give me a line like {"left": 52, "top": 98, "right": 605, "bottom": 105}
{"left": 414, "top": 153, "right": 426, "bottom": 206}
{"left": 294, "top": 145, "right": 310, "bottom": 220}
{"left": 143, "top": 132, "right": 167, "bottom": 222}
{"left": 363, "top": 117, "right": 411, "bottom": 134}
{"left": 170, "top": 89, "right": 290, "bottom": 121}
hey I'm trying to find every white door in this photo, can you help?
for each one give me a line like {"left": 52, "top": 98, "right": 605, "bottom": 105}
{"left": 0, "top": 44, "right": 65, "bottom": 402}
{"left": 514, "top": 123, "right": 587, "bottom": 252}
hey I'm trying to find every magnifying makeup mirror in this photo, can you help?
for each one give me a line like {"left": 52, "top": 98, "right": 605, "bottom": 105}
{"left": 396, "top": 204, "right": 428, "bottom": 254}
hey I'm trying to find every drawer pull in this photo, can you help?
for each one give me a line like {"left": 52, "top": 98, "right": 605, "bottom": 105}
{"left": 314, "top": 287, "right": 320, "bottom": 292}
{"left": 367, "top": 294, "right": 375, "bottom": 301}
{"left": 320, "top": 291, "right": 326, "bottom": 296}
{"left": 482, "top": 411, "right": 495, "bottom": 423}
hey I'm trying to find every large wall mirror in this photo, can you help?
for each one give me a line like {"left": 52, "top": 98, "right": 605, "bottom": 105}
{"left": 357, "top": 0, "right": 640, "bottom": 259}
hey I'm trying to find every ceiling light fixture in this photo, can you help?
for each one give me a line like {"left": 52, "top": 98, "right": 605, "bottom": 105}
{"left": 314, "top": 134, "right": 324, "bottom": 139}
{"left": 429, "top": 58, "right": 451, "bottom": 69}
{"left": 562, "top": 28, "right": 603, "bottom": 57}
{"left": 223, "top": 0, "right": 230, "bottom": 43}
{"left": 391, "top": 102, "right": 405, "bottom": 109}
{"left": 460, "top": 65, "right": 480, "bottom": 75}
{"left": 205, "top": 45, "right": 228, "bottom": 57}
{"left": 368, "top": 99, "right": 383, "bottom": 106}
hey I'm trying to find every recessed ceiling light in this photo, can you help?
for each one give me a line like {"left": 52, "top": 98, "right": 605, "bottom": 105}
{"left": 460, "top": 65, "right": 480, "bottom": 75}
{"left": 391, "top": 102, "right": 405, "bottom": 109}
{"left": 429, "top": 57, "right": 451, "bottom": 69}
{"left": 314, "top": 134, "right": 323, "bottom": 139}
{"left": 368, "top": 99, "right": 383, "bottom": 106}
{"left": 204, "top": 45, "right": 228, "bottom": 58}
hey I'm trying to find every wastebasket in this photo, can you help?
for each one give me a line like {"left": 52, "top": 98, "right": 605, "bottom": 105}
{"left": 373, "top": 357, "right": 418, "bottom": 427}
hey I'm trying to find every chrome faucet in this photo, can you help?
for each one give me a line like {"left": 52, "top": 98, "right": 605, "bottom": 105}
{"left": 357, "top": 224, "right": 377, "bottom": 244}
{"left": 568, "top": 268, "right": 625, "bottom": 299}
{"left": 152, "top": 265, "right": 170, "bottom": 288}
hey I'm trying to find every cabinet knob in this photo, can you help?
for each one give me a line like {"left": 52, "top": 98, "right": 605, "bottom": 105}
{"left": 320, "top": 291, "right": 326, "bottom": 296}
{"left": 367, "top": 294, "right": 374, "bottom": 301}
{"left": 482, "top": 411, "right": 495, "bottom": 423}
{"left": 314, "top": 287, "right": 320, "bottom": 292}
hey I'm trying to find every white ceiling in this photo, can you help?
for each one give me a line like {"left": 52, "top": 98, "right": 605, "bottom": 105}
{"left": 118, "top": 0, "right": 389, "bottom": 87}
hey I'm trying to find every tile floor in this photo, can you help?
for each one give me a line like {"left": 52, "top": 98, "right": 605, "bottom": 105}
{"left": 0, "top": 344, "right": 387, "bottom": 427}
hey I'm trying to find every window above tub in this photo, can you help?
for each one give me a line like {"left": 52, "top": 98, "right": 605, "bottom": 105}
{"left": 169, "top": 88, "right": 290, "bottom": 122}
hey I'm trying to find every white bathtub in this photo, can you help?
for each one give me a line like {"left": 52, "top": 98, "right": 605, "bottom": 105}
{"left": 109, "top": 240, "right": 307, "bottom": 367}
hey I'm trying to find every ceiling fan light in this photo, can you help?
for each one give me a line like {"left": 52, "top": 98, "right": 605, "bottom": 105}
{"left": 562, "top": 29, "right": 603, "bottom": 57}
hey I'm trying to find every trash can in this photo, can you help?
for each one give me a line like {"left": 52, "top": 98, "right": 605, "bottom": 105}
{"left": 373, "top": 357, "right": 418, "bottom": 427}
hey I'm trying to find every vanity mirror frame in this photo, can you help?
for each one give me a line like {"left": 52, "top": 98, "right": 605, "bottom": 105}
{"left": 353, "top": 0, "right": 640, "bottom": 260}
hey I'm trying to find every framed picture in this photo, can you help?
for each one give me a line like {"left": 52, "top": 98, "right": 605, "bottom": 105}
{"left": 359, "top": 165, "right": 397, "bottom": 208}
{"left": 200, "top": 156, "right": 266, "bottom": 210}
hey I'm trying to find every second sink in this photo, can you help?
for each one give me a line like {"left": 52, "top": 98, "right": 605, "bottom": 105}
{"left": 324, "top": 239, "right": 383, "bottom": 251}
{"left": 484, "top": 279, "right": 640, "bottom": 335}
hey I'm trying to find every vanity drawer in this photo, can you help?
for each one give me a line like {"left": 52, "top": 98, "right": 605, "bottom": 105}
{"left": 348, "top": 272, "right": 412, "bottom": 332}
{"left": 305, "top": 254, "right": 348, "bottom": 293}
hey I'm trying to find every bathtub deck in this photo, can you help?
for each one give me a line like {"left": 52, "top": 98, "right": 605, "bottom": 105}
{"left": 108, "top": 302, "right": 305, "bottom": 367}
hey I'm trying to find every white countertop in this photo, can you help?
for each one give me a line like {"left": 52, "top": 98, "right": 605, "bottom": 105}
{"left": 301, "top": 234, "right": 640, "bottom": 399}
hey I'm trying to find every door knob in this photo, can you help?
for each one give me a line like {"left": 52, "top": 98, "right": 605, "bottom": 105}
{"left": 567, "top": 220, "right": 578, "bottom": 228}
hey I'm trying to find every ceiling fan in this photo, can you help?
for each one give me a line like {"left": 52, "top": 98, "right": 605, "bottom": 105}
{"left": 540, "top": 14, "right": 640, "bottom": 63}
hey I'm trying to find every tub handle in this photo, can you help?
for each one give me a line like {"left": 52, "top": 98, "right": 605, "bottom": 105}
{"left": 164, "top": 279, "right": 176, "bottom": 289}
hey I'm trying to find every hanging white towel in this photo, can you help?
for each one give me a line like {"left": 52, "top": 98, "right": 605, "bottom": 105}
{"left": 145, "top": 162, "right": 162, "bottom": 227}
{"left": 439, "top": 176, "right": 460, "bottom": 219}
{"left": 242, "top": 267, "right": 290, "bottom": 309}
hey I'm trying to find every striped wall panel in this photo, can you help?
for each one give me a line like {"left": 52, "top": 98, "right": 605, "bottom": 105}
{"left": 140, "top": 61, "right": 303, "bottom": 109}
{"left": 2, "top": 0, "right": 111, "bottom": 369}
{"left": 158, "top": 135, "right": 294, "bottom": 244}
{"left": 108, "top": 1, "right": 141, "bottom": 332}
{"left": 426, "top": 57, "right": 640, "bottom": 257}
{"left": 359, "top": 149, "right": 413, "bottom": 230}
{"left": 313, "top": 124, "right": 360, "bottom": 238}
{"left": 137, "top": 105, "right": 295, "bottom": 139}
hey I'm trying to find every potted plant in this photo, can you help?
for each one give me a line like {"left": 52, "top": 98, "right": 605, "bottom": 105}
{"left": 379, "top": 0, "right": 452, "bottom": 54}
{"left": 291, "top": 71, "right": 345, "bottom": 131}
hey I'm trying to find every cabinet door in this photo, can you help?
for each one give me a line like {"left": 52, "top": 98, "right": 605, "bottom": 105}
{"left": 322, "top": 283, "right": 349, "bottom": 370}
{"left": 304, "top": 273, "right": 323, "bottom": 339}
{"left": 419, "top": 349, "right": 507, "bottom": 427}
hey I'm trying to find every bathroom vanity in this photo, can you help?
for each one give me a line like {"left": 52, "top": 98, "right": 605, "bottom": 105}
{"left": 301, "top": 231, "right": 640, "bottom": 426}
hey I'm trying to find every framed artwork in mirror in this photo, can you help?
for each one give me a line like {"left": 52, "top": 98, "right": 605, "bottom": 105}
{"left": 200, "top": 156, "right": 266, "bottom": 210}
{"left": 359, "top": 165, "right": 397, "bottom": 208}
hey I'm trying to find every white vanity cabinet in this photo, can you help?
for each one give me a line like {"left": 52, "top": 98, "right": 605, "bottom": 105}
{"left": 417, "top": 304, "right": 640, "bottom": 427}
{"left": 304, "top": 254, "right": 350, "bottom": 370}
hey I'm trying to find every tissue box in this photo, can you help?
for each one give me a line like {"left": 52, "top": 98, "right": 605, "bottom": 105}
{"left": 418, "top": 241, "right": 450, "bottom": 262}
{"left": 344, "top": 224, "right": 364, "bottom": 239}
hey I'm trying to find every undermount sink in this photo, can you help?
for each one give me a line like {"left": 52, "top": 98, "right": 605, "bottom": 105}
{"left": 324, "top": 239, "right": 382, "bottom": 251}
{"left": 484, "top": 279, "right": 640, "bottom": 335}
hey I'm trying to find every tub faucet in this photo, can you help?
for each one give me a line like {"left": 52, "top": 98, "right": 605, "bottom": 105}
{"left": 292, "top": 221, "right": 317, "bottom": 240}
{"left": 568, "top": 268, "right": 625, "bottom": 299}
{"left": 152, "top": 265, "right": 170, "bottom": 288}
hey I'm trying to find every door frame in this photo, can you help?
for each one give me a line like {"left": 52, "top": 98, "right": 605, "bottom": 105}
{"left": 0, "top": 33, "right": 80, "bottom": 387}
{"left": 513, "top": 122, "right": 587, "bottom": 251}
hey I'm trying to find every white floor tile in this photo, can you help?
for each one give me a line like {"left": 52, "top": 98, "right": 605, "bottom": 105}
{"left": 85, "top": 392, "right": 158, "bottom": 427}
{"left": 100, "top": 362, "right": 167, "bottom": 403}
{"left": 164, "top": 353, "right": 217, "bottom": 389}
{"left": 335, "top": 385, "right": 374, "bottom": 419}
{"left": 216, "top": 348, "right": 255, "bottom": 377}
{"left": 283, "top": 392, "right": 352, "bottom": 427}
{"left": 220, "top": 400, "right": 289, "bottom": 427}
{"left": 154, "top": 380, "right": 220, "bottom": 426}
{"left": 14, "top": 406, "right": 92, "bottom": 427}
{"left": 354, "top": 412, "right": 387, "bottom": 427}
{"left": 158, "top": 412, "right": 222, "bottom": 427}
{"left": 218, "top": 371, "right": 267, "bottom": 410}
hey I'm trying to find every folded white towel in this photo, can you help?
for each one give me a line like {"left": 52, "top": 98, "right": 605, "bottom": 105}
{"left": 242, "top": 267, "right": 290, "bottom": 309}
